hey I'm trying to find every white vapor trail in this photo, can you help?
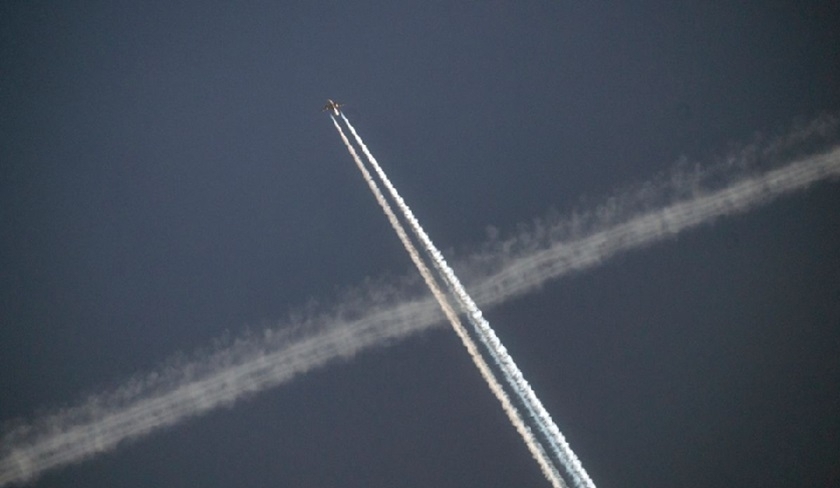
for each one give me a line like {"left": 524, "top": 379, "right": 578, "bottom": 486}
{"left": 1, "top": 129, "right": 837, "bottom": 486}
{"left": 329, "top": 116, "right": 567, "bottom": 487}
{"left": 339, "top": 113, "right": 595, "bottom": 488}
{"left": 469, "top": 145, "right": 840, "bottom": 308}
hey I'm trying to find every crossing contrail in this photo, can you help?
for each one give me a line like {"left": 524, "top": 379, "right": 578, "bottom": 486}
{"left": 339, "top": 113, "right": 595, "bottom": 488}
{"left": 329, "top": 115, "right": 567, "bottom": 487}
{"left": 1, "top": 123, "right": 837, "bottom": 486}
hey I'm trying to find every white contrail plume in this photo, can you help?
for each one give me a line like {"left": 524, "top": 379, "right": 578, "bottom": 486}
{"left": 0, "top": 293, "right": 452, "bottom": 486}
{"left": 467, "top": 145, "right": 840, "bottom": 307}
{"left": 2, "top": 131, "right": 837, "bottom": 485}
{"left": 339, "top": 114, "right": 596, "bottom": 488}
{"left": 330, "top": 116, "right": 567, "bottom": 487}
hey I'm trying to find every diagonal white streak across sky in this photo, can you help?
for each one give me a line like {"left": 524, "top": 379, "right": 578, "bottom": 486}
{"left": 1, "top": 128, "right": 838, "bottom": 485}
{"left": 330, "top": 115, "right": 567, "bottom": 487}
{"left": 339, "top": 113, "right": 593, "bottom": 488}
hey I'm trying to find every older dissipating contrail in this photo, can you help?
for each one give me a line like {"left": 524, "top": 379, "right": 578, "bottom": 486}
{"left": 1, "top": 114, "right": 837, "bottom": 486}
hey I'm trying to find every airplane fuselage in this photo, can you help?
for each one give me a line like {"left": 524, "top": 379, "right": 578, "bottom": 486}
{"left": 322, "top": 99, "right": 342, "bottom": 115}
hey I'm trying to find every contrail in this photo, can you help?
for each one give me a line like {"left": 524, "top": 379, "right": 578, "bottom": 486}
{"left": 1, "top": 132, "right": 837, "bottom": 485}
{"left": 339, "top": 113, "right": 595, "bottom": 488}
{"left": 468, "top": 145, "right": 840, "bottom": 307}
{"left": 329, "top": 115, "right": 567, "bottom": 487}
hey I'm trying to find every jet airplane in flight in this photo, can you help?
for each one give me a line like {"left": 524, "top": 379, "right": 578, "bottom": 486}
{"left": 322, "top": 99, "right": 343, "bottom": 115}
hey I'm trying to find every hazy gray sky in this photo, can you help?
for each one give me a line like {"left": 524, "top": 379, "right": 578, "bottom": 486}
{"left": 2, "top": 2, "right": 839, "bottom": 487}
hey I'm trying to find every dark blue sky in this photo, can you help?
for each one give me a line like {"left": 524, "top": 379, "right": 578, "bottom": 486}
{"left": 2, "top": 2, "right": 839, "bottom": 487}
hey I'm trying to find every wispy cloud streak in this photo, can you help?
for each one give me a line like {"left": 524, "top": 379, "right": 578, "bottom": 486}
{"left": 469, "top": 146, "right": 840, "bottom": 307}
{"left": 1, "top": 127, "right": 837, "bottom": 486}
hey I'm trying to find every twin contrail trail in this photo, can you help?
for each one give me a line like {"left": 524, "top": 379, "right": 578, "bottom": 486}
{"left": 329, "top": 115, "right": 567, "bottom": 487}
{"left": 1, "top": 117, "right": 837, "bottom": 486}
{"left": 339, "top": 113, "right": 593, "bottom": 488}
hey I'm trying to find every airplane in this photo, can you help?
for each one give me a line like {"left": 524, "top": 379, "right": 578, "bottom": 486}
{"left": 322, "top": 99, "right": 343, "bottom": 115}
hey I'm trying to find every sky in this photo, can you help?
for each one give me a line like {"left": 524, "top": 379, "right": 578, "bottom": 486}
{"left": 2, "top": 1, "right": 840, "bottom": 487}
